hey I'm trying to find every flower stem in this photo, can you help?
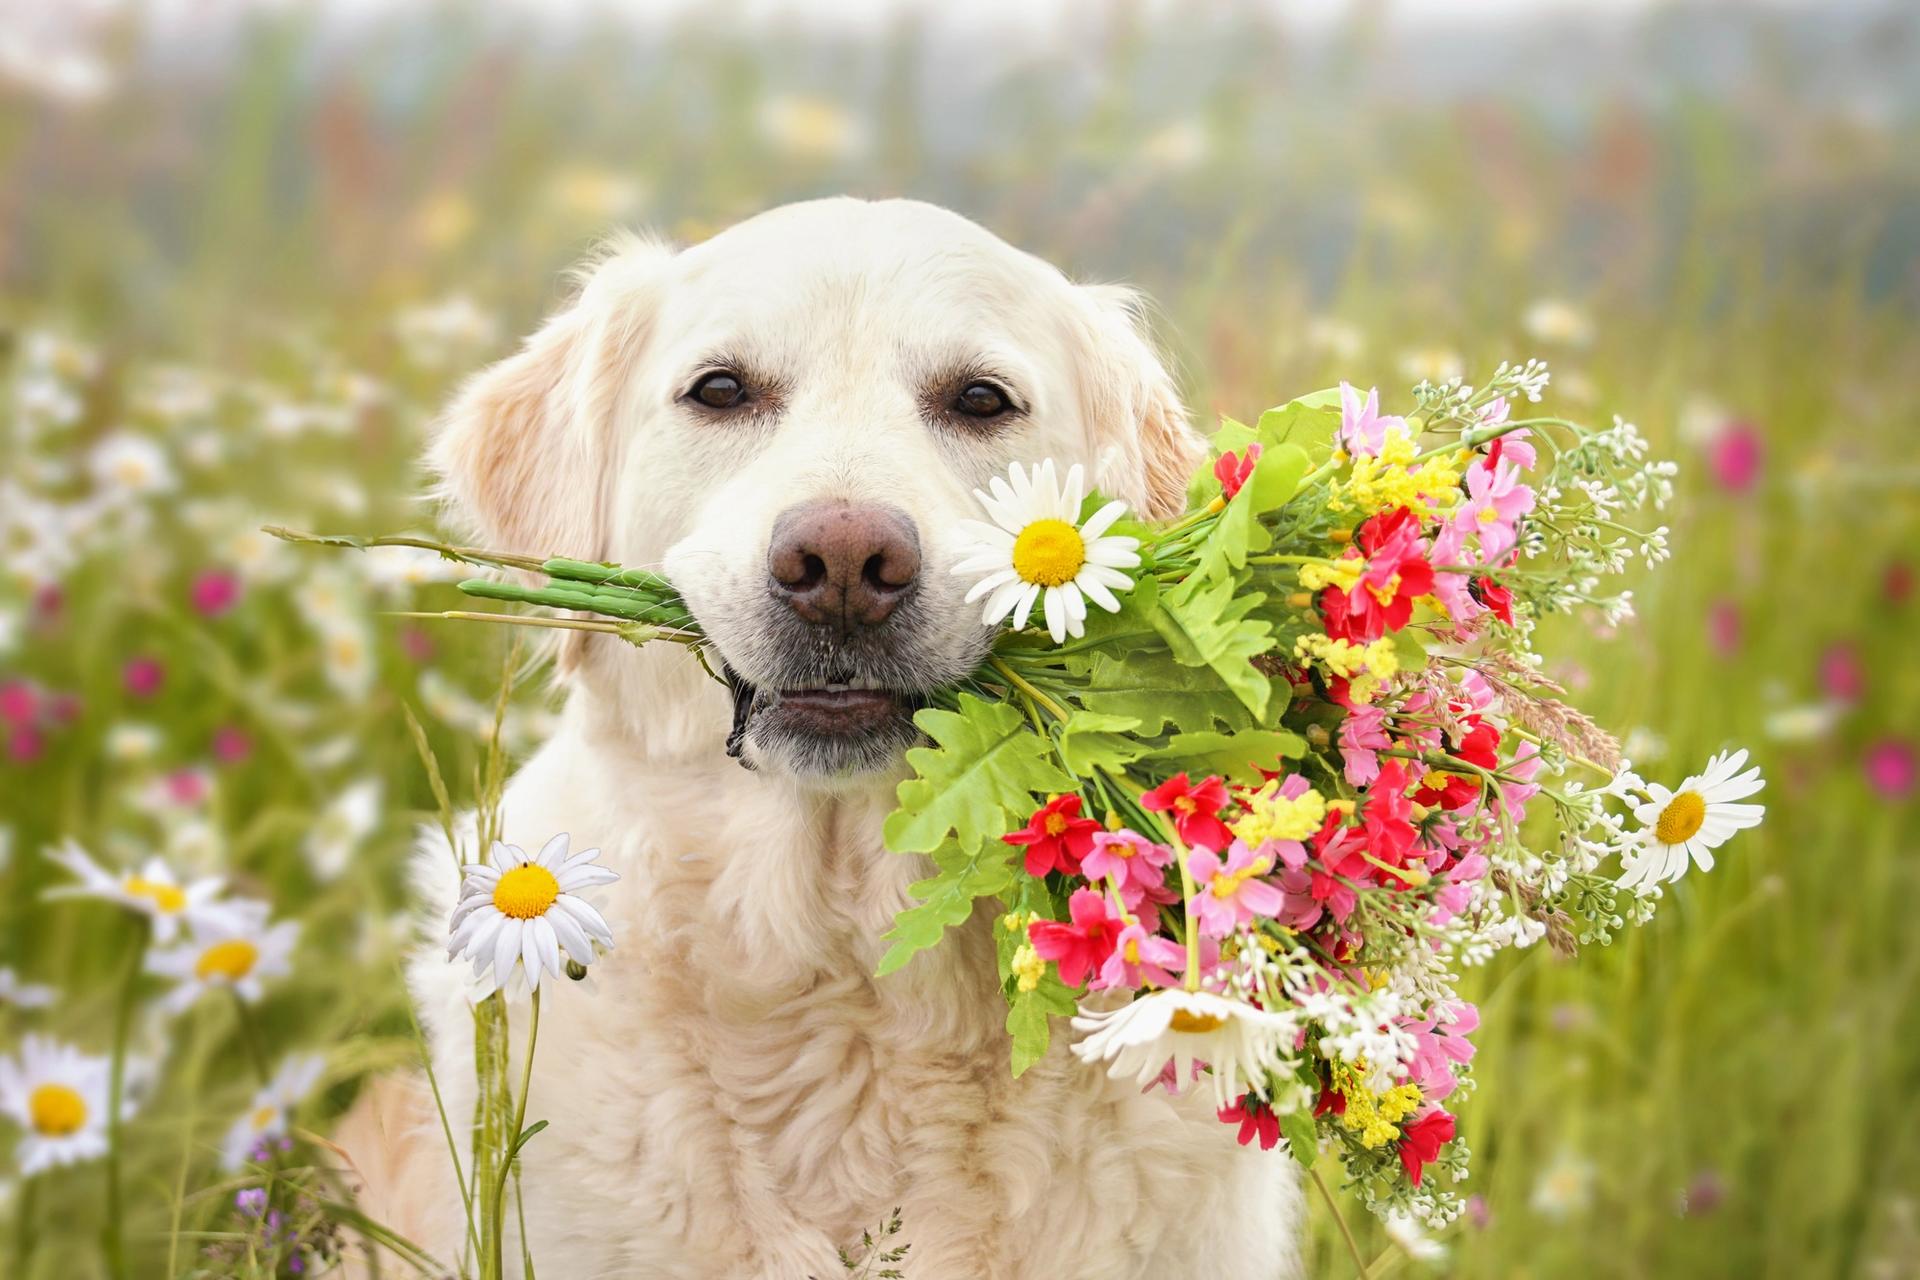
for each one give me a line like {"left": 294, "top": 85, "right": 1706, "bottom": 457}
{"left": 986, "top": 657, "right": 1069, "bottom": 721}
{"left": 13, "top": 1174, "right": 35, "bottom": 1276}
{"left": 488, "top": 989, "right": 541, "bottom": 1279}
{"left": 1310, "top": 1163, "right": 1371, "bottom": 1278}
{"left": 104, "top": 917, "right": 150, "bottom": 1280}
{"left": 229, "top": 990, "right": 271, "bottom": 1086}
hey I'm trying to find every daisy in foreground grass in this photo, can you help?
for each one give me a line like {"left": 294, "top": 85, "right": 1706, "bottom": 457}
{"left": 1617, "top": 749, "right": 1767, "bottom": 889}
{"left": 449, "top": 833, "right": 617, "bottom": 996}
{"left": 0, "top": 1035, "right": 113, "bottom": 1174}
{"left": 952, "top": 459, "right": 1141, "bottom": 644}
{"left": 146, "top": 905, "right": 299, "bottom": 1013}
{"left": 43, "top": 839, "right": 234, "bottom": 942}
{"left": 222, "top": 1054, "right": 327, "bottom": 1170}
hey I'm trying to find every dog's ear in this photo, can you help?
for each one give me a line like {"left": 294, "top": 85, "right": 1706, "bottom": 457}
{"left": 1072, "top": 283, "right": 1203, "bottom": 521}
{"left": 429, "top": 233, "right": 674, "bottom": 559}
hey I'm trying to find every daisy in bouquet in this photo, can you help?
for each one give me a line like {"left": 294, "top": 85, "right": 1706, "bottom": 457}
{"left": 273, "top": 357, "right": 1765, "bottom": 1238}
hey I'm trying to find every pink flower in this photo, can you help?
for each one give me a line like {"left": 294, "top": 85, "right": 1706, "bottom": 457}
{"left": 1187, "top": 840, "right": 1285, "bottom": 937}
{"left": 1081, "top": 829, "right": 1175, "bottom": 909}
{"left": 189, "top": 569, "right": 242, "bottom": 617}
{"left": 399, "top": 626, "right": 436, "bottom": 664}
{"left": 1501, "top": 741, "right": 1544, "bottom": 823}
{"left": 1339, "top": 704, "right": 1392, "bottom": 787}
{"left": 1477, "top": 400, "right": 1537, "bottom": 470}
{"left": 211, "top": 725, "right": 253, "bottom": 765}
{"left": 1707, "top": 599, "right": 1741, "bottom": 658}
{"left": 1452, "top": 458, "right": 1534, "bottom": 561}
{"left": 1864, "top": 739, "right": 1915, "bottom": 800}
{"left": 1706, "top": 422, "right": 1763, "bottom": 494}
{"left": 0, "top": 680, "right": 39, "bottom": 726}
{"left": 1027, "top": 889, "right": 1122, "bottom": 989}
{"left": 7, "top": 724, "right": 44, "bottom": 763}
{"left": 1096, "top": 922, "right": 1186, "bottom": 991}
{"left": 1818, "top": 643, "right": 1863, "bottom": 705}
{"left": 124, "top": 656, "right": 166, "bottom": 698}
{"left": 1218, "top": 1094, "right": 1281, "bottom": 1150}
{"left": 163, "top": 768, "right": 211, "bottom": 807}
{"left": 1336, "top": 382, "right": 1407, "bottom": 456}
{"left": 1402, "top": 1001, "right": 1479, "bottom": 1102}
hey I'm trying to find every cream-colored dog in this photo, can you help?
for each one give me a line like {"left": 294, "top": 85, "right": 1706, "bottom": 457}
{"left": 339, "top": 198, "right": 1301, "bottom": 1278}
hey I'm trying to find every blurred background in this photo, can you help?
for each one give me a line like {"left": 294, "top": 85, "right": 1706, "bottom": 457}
{"left": 1, "top": 0, "right": 1916, "bottom": 1275}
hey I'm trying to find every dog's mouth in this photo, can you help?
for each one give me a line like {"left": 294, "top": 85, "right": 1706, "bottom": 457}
{"left": 723, "top": 665, "right": 926, "bottom": 772}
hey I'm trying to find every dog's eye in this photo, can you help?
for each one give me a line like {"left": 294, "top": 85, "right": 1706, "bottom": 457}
{"left": 954, "top": 381, "right": 1011, "bottom": 419}
{"left": 690, "top": 371, "right": 747, "bottom": 409}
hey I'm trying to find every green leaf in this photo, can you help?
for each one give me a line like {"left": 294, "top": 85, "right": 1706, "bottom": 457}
{"left": 1143, "top": 728, "right": 1306, "bottom": 783}
{"left": 883, "top": 694, "right": 1076, "bottom": 855}
{"left": 1189, "top": 443, "right": 1311, "bottom": 584}
{"left": 1006, "top": 970, "right": 1078, "bottom": 1077}
{"left": 1279, "top": 1109, "right": 1319, "bottom": 1170}
{"left": 1056, "top": 711, "right": 1145, "bottom": 776}
{"left": 510, "top": 1119, "right": 549, "bottom": 1159}
{"left": 1255, "top": 388, "right": 1344, "bottom": 458}
{"left": 1152, "top": 578, "right": 1274, "bottom": 718}
{"left": 1077, "top": 649, "right": 1259, "bottom": 736}
{"left": 875, "top": 836, "right": 1019, "bottom": 976}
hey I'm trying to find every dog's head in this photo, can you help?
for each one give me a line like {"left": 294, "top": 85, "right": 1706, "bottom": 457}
{"left": 432, "top": 197, "right": 1199, "bottom": 778}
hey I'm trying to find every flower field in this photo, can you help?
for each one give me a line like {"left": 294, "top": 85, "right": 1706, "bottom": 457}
{"left": 1, "top": 4, "right": 1917, "bottom": 1277}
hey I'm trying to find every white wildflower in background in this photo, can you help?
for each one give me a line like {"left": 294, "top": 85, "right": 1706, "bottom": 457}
{"left": 1522, "top": 299, "right": 1595, "bottom": 347}
{"left": 1399, "top": 346, "right": 1465, "bottom": 385}
{"left": 1617, "top": 750, "right": 1766, "bottom": 889}
{"left": 221, "top": 1054, "right": 327, "bottom": 1170}
{"left": 363, "top": 544, "right": 467, "bottom": 592}
{"left": 105, "top": 722, "right": 163, "bottom": 762}
{"left": 394, "top": 295, "right": 501, "bottom": 368}
{"left": 146, "top": 906, "right": 298, "bottom": 1013}
{"left": 320, "top": 618, "right": 376, "bottom": 699}
{"left": 43, "top": 841, "right": 234, "bottom": 943}
{"left": 1531, "top": 1149, "right": 1596, "bottom": 1219}
{"left": 953, "top": 460, "right": 1140, "bottom": 644}
{"left": 0, "top": 1036, "right": 112, "bottom": 1174}
{"left": 0, "top": 968, "right": 56, "bottom": 1008}
{"left": 1070, "top": 989, "right": 1291, "bottom": 1107}
{"left": 1304, "top": 317, "right": 1366, "bottom": 362}
{"left": 87, "top": 431, "right": 176, "bottom": 502}
{"left": 449, "top": 835, "right": 617, "bottom": 997}
{"left": 756, "top": 93, "right": 867, "bottom": 161}
{"left": 1384, "top": 1209, "right": 1448, "bottom": 1263}
{"left": 303, "top": 778, "right": 382, "bottom": 880}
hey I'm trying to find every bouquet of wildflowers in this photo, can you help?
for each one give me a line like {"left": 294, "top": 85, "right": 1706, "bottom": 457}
{"left": 273, "top": 358, "right": 1766, "bottom": 1236}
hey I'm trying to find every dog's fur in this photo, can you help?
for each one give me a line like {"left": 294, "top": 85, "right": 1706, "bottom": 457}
{"left": 336, "top": 198, "right": 1301, "bottom": 1279}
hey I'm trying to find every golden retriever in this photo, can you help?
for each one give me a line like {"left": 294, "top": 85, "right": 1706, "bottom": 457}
{"left": 338, "top": 197, "right": 1301, "bottom": 1279}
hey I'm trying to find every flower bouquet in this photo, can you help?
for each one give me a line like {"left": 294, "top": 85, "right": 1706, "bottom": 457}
{"left": 271, "top": 358, "right": 1765, "bottom": 1233}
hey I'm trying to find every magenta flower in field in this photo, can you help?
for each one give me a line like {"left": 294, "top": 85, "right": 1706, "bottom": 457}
{"left": 0, "top": 679, "right": 37, "bottom": 725}
{"left": 1707, "top": 599, "right": 1741, "bottom": 657}
{"left": 211, "top": 725, "right": 252, "bottom": 765}
{"left": 7, "top": 724, "right": 44, "bottom": 763}
{"left": 1818, "top": 642, "right": 1864, "bottom": 705}
{"left": 123, "top": 656, "right": 165, "bottom": 698}
{"left": 1864, "top": 739, "right": 1914, "bottom": 800}
{"left": 1705, "top": 421, "right": 1763, "bottom": 494}
{"left": 189, "top": 568, "right": 242, "bottom": 616}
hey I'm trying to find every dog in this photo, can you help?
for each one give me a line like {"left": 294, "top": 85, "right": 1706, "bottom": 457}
{"left": 337, "top": 197, "right": 1302, "bottom": 1279}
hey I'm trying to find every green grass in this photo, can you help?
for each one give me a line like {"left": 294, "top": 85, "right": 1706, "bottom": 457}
{"left": 1, "top": 6, "right": 1916, "bottom": 1277}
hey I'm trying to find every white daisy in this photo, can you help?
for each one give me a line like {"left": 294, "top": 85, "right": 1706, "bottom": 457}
{"left": 0, "top": 1035, "right": 111, "bottom": 1175}
{"left": 42, "top": 841, "right": 235, "bottom": 943}
{"left": 1070, "top": 988, "right": 1291, "bottom": 1108}
{"left": 448, "top": 834, "right": 617, "bottom": 997}
{"left": 221, "top": 1053, "right": 327, "bottom": 1171}
{"left": 145, "top": 905, "right": 297, "bottom": 1013}
{"left": 0, "top": 967, "right": 56, "bottom": 1009}
{"left": 87, "top": 431, "right": 176, "bottom": 500}
{"left": 1617, "top": 749, "right": 1766, "bottom": 889}
{"left": 303, "top": 778, "right": 382, "bottom": 880}
{"left": 951, "top": 459, "right": 1141, "bottom": 644}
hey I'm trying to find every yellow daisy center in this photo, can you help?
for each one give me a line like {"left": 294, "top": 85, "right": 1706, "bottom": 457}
{"left": 1011, "top": 519, "right": 1086, "bottom": 588}
{"left": 29, "top": 1083, "right": 87, "bottom": 1137}
{"left": 1655, "top": 790, "right": 1707, "bottom": 844}
{"left": 251, "top": 1104, "right": 279, "bottom": 1131}
{"left": 196, "top": 939, "right": 260, "bottom": 982}
{"left": 122, "top": 875, "right": 186, "bottom": 914}
{"left": 1168, "top": 1008, "right": 1227, "bottom": 1034}
{"left": 492, "top": 865, "right": 560, "bottom": 920}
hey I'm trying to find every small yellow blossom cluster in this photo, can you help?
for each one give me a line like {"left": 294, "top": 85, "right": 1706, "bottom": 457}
{"left": 1328, "top": 1057, "right": 1424, "bottom": 1149}
{"left": 1328, "top": 427, "right": 1470, "bottom": 519}
{"left": 1231, "top": 778, "right": 1328, "bottom": 846}
{"left": 1297, "top": 556, "right": 1364, "bottom": 595}
{"left": 1293, "top": 633, "right": 1400, "bottom": 704}
{"left": 1003, "top": 912, "right": 1046, "bottom": 992}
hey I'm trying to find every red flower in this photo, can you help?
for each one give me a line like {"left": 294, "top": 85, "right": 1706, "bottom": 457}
{"left": 1360, "top": 760, "right": 1421, "bottom": 866}
{"left": 1003, "top": 793, "right": 1100, "bottom": 878}
{"left": 1218, "top": 1093, "right": 1281, "bottom": 1150}
{"left": 1214, "top": 443, "right": 1263, "bottom": 501}
{"left": 1140, "top": 773, "right": 1232, "bottom": 851}
{"left": 1470, "top": 574, "right": 1514, "bottom": 625}
{"left": 1414, "top": 717, "right": 1501, "bottom": 812}
{"left": 1027, "top": 889, "right": 1121, "bottom": 988}
{"left": 1398, "top": 1108, "right": 1456, "bottom": 1187}
{"left": 1319, "top": 506, "right": 1436, "bottom": 643}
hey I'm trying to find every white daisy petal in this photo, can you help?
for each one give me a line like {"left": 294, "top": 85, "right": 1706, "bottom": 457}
{"left": 1079, "top": 499, "right": 1129, "bottom": 542}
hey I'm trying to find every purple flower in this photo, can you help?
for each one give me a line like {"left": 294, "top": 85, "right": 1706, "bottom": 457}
{"left": 234, "top": 1187, "right": 268, "bottom": 1218}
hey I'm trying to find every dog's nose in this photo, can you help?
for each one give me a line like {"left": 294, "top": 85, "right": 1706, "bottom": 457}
{"left": 768, "top": 501, "right": 921, "bottom": 630}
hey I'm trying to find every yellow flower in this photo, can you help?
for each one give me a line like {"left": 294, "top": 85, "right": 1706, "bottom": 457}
{"left": 1231, "top": 779, "right": 1328, "bottom": 846}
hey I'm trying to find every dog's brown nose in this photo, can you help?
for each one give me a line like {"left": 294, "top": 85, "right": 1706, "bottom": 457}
{"left": 768, "top": 502, "right": 921, "bottom": 630}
